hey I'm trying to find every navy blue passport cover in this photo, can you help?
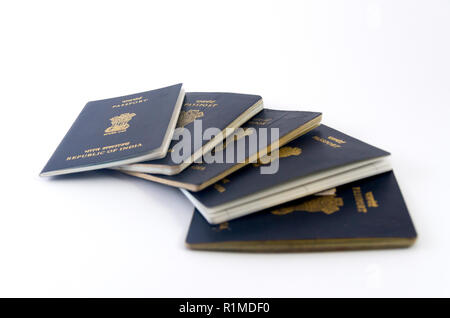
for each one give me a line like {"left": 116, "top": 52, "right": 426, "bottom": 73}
{"left": 41, "top": 83, "right": 183, "bottom": 176}
{"left": 136, "top": 109, "right": 321, "bottom": 188}
{"left": 189, "top": 124, "right": 389, "bottom": 207}
{"left": 186, "top": 172, "right": 417, "bottom": 251}
{"left": 133, "top": 92, "right": 262, "bottom": 167}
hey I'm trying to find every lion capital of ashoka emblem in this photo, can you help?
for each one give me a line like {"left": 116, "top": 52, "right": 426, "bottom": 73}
{"left": 176, "top": 110, "right": 204, "bottom": 128}
{"left": 104, "top": 112, "right": 136, "bottom": 135}
{"left": 271, "top": 195, "right": 344, "bottom": 216}
{"left": 253, "top": 146, "right": 302, "bottom": 167}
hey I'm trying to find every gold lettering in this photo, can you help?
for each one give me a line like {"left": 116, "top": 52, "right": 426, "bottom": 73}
{"left": 184, "top": 100, "right": 218, "bottom": 108}
{"left": 190, "top": 164, "right": 205, "bottom": 171}
{"left": 214, "top": 184, "right": 226, "bottom": 193}
{"left": 247, "top": 118, "right": 272, "bottom": 126}
{"left": 212, "top": 222, "right": 230, "bottom": 232}
{"left": 65, "top": 142, "right": 142, "bottom": 161}
{"left": 328, "top": 136, "right": 346, "bottom": 144}
{"left": 111, "top": 96, "right": 149, "bottom": 108}
{"left": 365, "top": 191, "right": 378, "bottom": 208}
{"left": 213, "top": 177, "right": 231, "bottom": 193}
{"left": 313, "top": 136, "right": 341, "bottom": 148}
{"left": 352, "top": 187, "right": 367, "bottom": 213}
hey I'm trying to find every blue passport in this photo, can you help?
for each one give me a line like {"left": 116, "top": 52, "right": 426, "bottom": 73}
{"left": 186, "top": 172, "right": 417, "bottom": 252}
{"left": 117, "top": 92, "right": 264, "bottom": 175}
{"left": 182, "top": 124, "right": 391, "bottom": 224}
{"left": 40, "top": 84, "right": 185, "bottom": 177}
{"left": 123, "top": 109, "right": 322, "bottom": 190}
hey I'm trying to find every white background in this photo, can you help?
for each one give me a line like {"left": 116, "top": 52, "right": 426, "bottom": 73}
{"left": 0, "top": 0, "right": 449, "bottom": 297}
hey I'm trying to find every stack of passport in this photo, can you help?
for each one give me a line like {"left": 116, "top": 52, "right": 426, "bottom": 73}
{"left": 41, "top": 83, "right": 417, "bottom": 252}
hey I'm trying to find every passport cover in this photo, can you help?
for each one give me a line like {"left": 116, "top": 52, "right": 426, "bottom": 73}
{"left": 125, "top": 109, "right": 322, "bottom": 190}
{"left": 40, "top": 83, "right": 184, "bottom": 176}
{"left": 186, "top": 172, "right": 417, "bottom": 252}
{"left": 188, "top": 124, "right": 390, "bottom": 207}
{"left": 118, "top": 92, "right": 263, "bottom": 174}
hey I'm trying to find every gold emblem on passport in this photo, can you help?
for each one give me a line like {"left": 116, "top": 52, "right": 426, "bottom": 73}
{"left": 271, "top": 195, "right": 344, "bottom": 216}
{"left": 253, "top": 146, "right": 302, "bottom": 167}
{"left": 177, "top": 110, "right": 204, "bottom": 128}
{"left": 104, "top": 112, "right": 136, "bottom": 135}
